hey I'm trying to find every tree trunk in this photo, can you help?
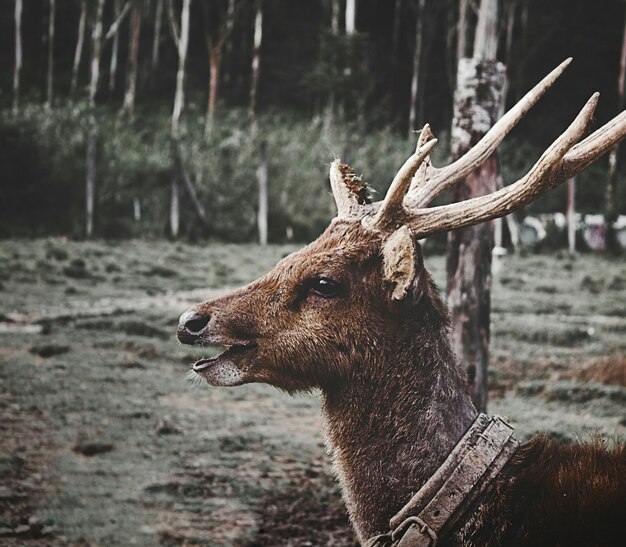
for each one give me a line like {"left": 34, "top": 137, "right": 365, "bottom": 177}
{"left": 89, "top": 0, "right": 105, "bottom": 107}
{"left": 249, "top": 1, "right": 263, "bottom": 130}
{"left": 170, "top": 180, "right": 180, "bottom": 238}
{"left": 71, "top": 0, "right": 87, "bottom": 97}
{"left": 473, "top": 0, "right": 498, "bottom": 60}
{"left": 567, "top": 177, "right": 576, "bottom": 254}
{"left": 323, "top": 0, "right": 340, "bottom": 132}
{"left": 171, "top": 139, "right": 209, "bottom": 228}
{"left": 172, "top": 0, "right": 190, "bottom": 137}
{"left": 85, "top": 0, "right": 105, "bottom": 238}
{"left": 123, "top": 0, "right": 142, "bottom": 117}
{"left": 223, "top": 0, "right": 236, "bottom": 89}
{"left": 170, "top": 0, "right": 191, "bottom": 237}
{"left": 456, "top": 0, "right": 468, "bottom": 64}
{"left": 13, "top": 0, "right": 22, "bottom": 114}
{"left": 109, "top": 0, "right": 121, "bottom": 93}
{"left": 205, "top": 49, "right": 222, "bottom": 137}
{"left": 447, "top": 57, "right": 505, "bottom": 413}
{"left": 151, "top": 0, "right": 163, "bottom": 70}
{"left": 257, "top": 141, "right": 268, "bottom": 245}
{"left": 606, "top": 3, "right": 626, "bottom": 254}
{"left": 408, "top": 0, "right": 425, "bottom": 138}
{"left": 345, "top": 0, "right": 356, "bottom": 35}
{"left": 46, "top": 0, "right": 55, "bottom": 109}
{"left": 86, "top": 125, "right": 97, "bottom": 238}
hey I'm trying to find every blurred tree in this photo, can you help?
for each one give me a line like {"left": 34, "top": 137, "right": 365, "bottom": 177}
{"left": 249, "top": 0, "right": 263, "bottom": 130}
{"left": 447, "top": 0, "right": 504, "bottom": 412}
{"left": 70, "top": 0, "right": 87, "bottom": 97}
{"left": 151, "top": 0, "right": 163, "bottom": 71}
{"left": 122, "top": 0, "right": 143, "bottom": 117}
{"left": 46, "top": 0, "right": 55, "bottom": 110}
{"left": 13, "top": 0, "right": 22, "bottom": 115}
{"left": 408, "top": 0, "right": 425, "bottom": 138}
{"left": 606, "top": 2, "right": 626, "bottom": 254}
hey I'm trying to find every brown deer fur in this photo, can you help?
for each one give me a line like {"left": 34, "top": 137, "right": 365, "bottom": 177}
{"left": 178, "top": 219, "right": 626, "bottom": 544}
{"left": 178, "top": 62, "right": 626, "bottom": 544}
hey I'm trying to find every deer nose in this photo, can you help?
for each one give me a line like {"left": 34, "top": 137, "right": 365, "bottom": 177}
{"left": 178, "top": 310, "right": 211, "bottom": 343}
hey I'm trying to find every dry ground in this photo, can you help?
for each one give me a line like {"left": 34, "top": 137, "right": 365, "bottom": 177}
{"left": 0, "top": 239, "right": 625, "bottom": 546}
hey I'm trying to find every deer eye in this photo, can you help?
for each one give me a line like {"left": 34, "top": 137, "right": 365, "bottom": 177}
{"left": 308, "top": 277, "right": 340, "bottom": 298}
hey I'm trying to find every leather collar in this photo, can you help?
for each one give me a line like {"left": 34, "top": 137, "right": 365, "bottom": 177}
{"left": 364, "top": 414, "right": 519, "bottom": 547}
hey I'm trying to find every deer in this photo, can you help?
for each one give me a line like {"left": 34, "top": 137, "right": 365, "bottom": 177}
{"left": 177, "top": 59, "right": 626, "bottom": 546}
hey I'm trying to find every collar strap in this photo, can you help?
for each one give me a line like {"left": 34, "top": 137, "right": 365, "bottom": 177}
{"left": 364, "top": 414, "right": 519, "bottom": 547}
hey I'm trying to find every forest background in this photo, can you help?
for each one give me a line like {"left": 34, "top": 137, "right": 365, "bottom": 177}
{"left": 1, "top": 0, "right": 625, "bottom": 244}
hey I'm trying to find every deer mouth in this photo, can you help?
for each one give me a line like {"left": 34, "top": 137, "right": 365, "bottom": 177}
{"left": 192, "top": 343, "right": 257, "bottom": 374}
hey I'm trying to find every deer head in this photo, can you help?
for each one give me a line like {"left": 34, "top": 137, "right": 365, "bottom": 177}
{"left": 178, "top": 58, "right": 625, "bottom": 395}
{"left": 176, "top": 59, "right": 626, "bottom": 540}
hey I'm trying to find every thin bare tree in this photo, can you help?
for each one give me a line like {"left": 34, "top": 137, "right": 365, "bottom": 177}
{"left": 345, "top": 0, "right": 356, "bottom": 35}
{"left": 408, "top": 0, "right": 426, "bottom": 138}
{"left": 108, "top": 0, "right": 122, "bottom": 92}
{"left": 567, "top": 177, "right": 576, "bottom": 254}
{"left": 122, "top": 0, "right": 143, "bottom": 117}
{"left": 257, "top": 141, "right": 268, "bottom": 245}
{"left": 249, "top": 0, "right": 263, "bottom": 130}
{"left": 13, "top": 0, "right": 23, "bottom": 115}
{"left": 202, "top": 1, "right": 238, "bottom": 137}
{"left": 70, "top": 0, "right": 87, "bottom": 97}
{"left": 46, "top": 0, "right": 56, "bottom": 109}
{"left": 606, "top": 2, "right": 626, "bottom": 253}
{"left": 447, "top": 0, "right": 504, "bottom": 412}
{"left": 85, "top": 0, "right": 106, "bottom": 239}
{"left": 151, "top": 0, "right": 163, "bottom": 70}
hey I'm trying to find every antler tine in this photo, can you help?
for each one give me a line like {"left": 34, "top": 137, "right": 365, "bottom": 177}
{"left": 410, "top": 124, "right": 436, "bottom": 192}
{"left": 329, "top": 159, "right": 360, "bottom": 217}
{"left": 370, "top": 138, "right": 438, "bottom": 230}
{"left": 409, "top": 58, "right": 573, "bottom": 207}
{"left": 407, "top": 92, "right": 600, "bottom": 239}
{"left": 562, "top": 109, "right": 626, "bottom": 175}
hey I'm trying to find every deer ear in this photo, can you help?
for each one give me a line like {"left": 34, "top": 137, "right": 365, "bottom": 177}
{"left": 382, "top": 226, "right": 420, "bottom": 301}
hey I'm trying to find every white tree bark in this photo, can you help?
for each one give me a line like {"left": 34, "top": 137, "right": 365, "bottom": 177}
{"left": 473, "top": 0, "right": 498, "bottom": 61}
{"left": 249, "top": 1, "right": 263, "bottom": 129}
{"left": 257, "top": 141, "right": 268, "bottom": 245}
{"left": 408, "top": 0, "right": 425, "bottom": 137}
{"left": 345, "top": 0, "right": 356, "bottom": 35}
{"left": 152, "top": 0, "right": 163, "bottom": 70}
{"left": 123, "top": 0, "right": 142, "bottom": 117}
{"left": 170, "top": 0, "right": 191, "bottom": 238}
{"left": 172, "top": 0, "right": 190, "bottom": 136}
{"left": 89, "top": 0, "right": 106, "bottom": 107}
{"left": 46, "top": 0, "right": 55, "bottom": 109}
{"left": 456, "top": 0, "right": 468, "bottom": 64}
{"left": 109, "top": 0, "right": 121, "bottom": 92}
{"left": 567, "top": 177, "right": 576, "bottom": 254}
{"left": 71, "top": 0, "right": 87, "bottom": 97}
{"left": 13, "top": 0, "right": 22, "bottom": 114}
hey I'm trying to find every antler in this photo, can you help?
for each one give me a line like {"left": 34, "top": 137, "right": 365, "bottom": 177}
{"left": 328, "top": 59, "right": 626, "bottom": 240}
{"left": 409, "top": 57, "right": 573, "bottom": 207}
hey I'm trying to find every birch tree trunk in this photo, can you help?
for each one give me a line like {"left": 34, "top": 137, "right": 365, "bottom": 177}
{"left": 151, "top": 0, "right": 163, "bottom": 70}
{"left": 345, "top": 0, "right": 356, "bottom": 35}
{"left": 123, "top": 0, "right": 142, "bottom": 117}
{"left": 567, "top": 177, "right": 576, "bottom": 254}
{"left": 408, "top": 0, "right": 425, "bottom": 138}
{"left": 205, "top": 49, "right": 222, "bottom": 137}
{"left": 249, "top": 1, "right": 263, "bottom": 130}
{"left": 606, "top": 4, "right": 626, "bottom": 253}
{"left": 109, "top": 0, "right": 121, "bottom": 92}
{"left": 456, "top": 0, "right": 468, "bottom": 65}
{"left": 447, "top": 0, "right": 503, "bottom": 413}
{"left": 89, "top": 0, "right": 105, "bottom": 108}
{"left": 257, "top": 141, "right": 268, "bottom": 245}
{"left": 46, "top": 0, "right": 55, "bottom": 109}
{"left": 85, "top": 0, "right": 106, "bottom": 238}
{"left": 71, "top": 0, "right": 87, "bottom": 97}
{"left": 13, "top": 0, "right": 22, "bottom": 115}
{"left": 170, "top": 0, "right": 191, "bottom": 238}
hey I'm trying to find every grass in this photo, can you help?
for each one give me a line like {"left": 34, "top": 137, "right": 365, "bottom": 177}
{"left": 0, "top": 239, "right": 625, "bottom": 545}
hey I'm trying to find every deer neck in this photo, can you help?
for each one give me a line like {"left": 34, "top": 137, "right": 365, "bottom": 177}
{"left": 321, "top": 312, "right": 477, "bottom": 541}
